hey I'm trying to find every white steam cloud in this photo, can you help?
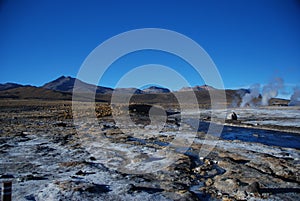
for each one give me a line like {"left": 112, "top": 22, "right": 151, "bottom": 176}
{"left": 239, "top": 77, "right": 285, "bottom": 107}
{"left": 289, "top": 86, "right": 300, "bottom": 106}
{"left": 261, "top": 78, "right": 284, "bottom": 106}
{"left": 240, "top": 83, "right": 260, "bottom": 107}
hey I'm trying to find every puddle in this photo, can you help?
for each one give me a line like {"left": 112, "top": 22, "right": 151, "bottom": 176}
{"left": 194, "top": 121, "right": 300, "bottom": 149}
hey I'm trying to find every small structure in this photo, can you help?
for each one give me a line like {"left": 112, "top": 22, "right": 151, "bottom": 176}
{"left": 0, "top": 174, "right": 14, "bottom": 201}
{"left": 227, "top": 112, "right": 238, "bottom": 121}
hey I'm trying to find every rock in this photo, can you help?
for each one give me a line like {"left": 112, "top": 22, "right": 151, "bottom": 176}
{"left": 246, "top": 182, "right": 260, "bottom": 194}
{"left": 206, "top": 169, "right": 218, "bottom": 177}
{"left": 23, "top": 174, "right": 47, "bottom": 181}
{"left": 75, "top": 170, "right": 96, "bottom": 176}
{"left": 222, "top": 196, "right": 234, "bottom": 201}
{"left": 0, "top": 174, "right": 14, "bottom": 179}
{"left": 59, "top": 161, "right": 85, "bottom": 167}
{"left": 24, "top": 194, "right": 36, "bottom": 201}
{"left": 55, "top": 122, "right": 67, "bottom": 127}
{"left": 235, "top": 190, "right": 247, "bottom": 200}
{"left": 204, "top": 158, "right": 212, "bottom": 165}
{"left": 190, "top": 175, "right": 196, "bottom": 180}
{"left": 62, "top": 109, "right": 72, "bottom": 119}
{"left": 128, "top": 184, "right": 164, "bottom": 194}
{"left": 95, "top": 104, "right": 112, "bottom": 117}
{"left": 200, "top": 171, "right": 206, "bottom": 176}
{"left": 75, "top": 170, "right": 85, "bottom": 176}
{"left": 56, "top": 180, "right": 110, "bottom": 194}
{"left": 214, "top": 177, "right": 240, "bottom": 194}
{"left": 205, "top": 178, "right": 214, "bottom": 186}
{"left": 199, "top": 186, "right": 206, "bottom": 191}
{"left": 89, "top": 156, "right": 96, "bottom": 161}
{"left": 192, "top": 166, "right": 201, "bottom": 173}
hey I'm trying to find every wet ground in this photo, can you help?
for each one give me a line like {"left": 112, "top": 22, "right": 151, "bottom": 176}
{"left": 195, "top": 121, "right": 300, "bottom": 149}
{"left": 0, "top": 100, "right": 299, "bottom": 200}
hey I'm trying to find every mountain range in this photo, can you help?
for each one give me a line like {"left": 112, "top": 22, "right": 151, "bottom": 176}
{"left": 0, "top": 76, "right": 220, "bottom": 96}
{"left": 0, "top": 76, "right": 258, "bottom": 106}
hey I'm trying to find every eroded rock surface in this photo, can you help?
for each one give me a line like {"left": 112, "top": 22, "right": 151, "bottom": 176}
{"left": 0, "top": 100, "right": 299, "bottom": 200}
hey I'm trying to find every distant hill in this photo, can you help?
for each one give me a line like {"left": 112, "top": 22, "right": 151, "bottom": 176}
{"left": 42, "top": 76, "right": 113, "bottom": 94}
{"left": 43, "top": 76, "right": 172, "bottom": 95}
{"left": 0, "top": 86, "right": 72, "bottom": 100}
{"left": 179, "top": 84, "right": 216, "bottom": 91}
{"left": 142, "top": 86, "right": 170, "bottom": 94}
{"left": 114, "top": 88, "right": 144, "bottom": 94}
{"left": 0, "top": 83, "right": 25, "bottom": 91}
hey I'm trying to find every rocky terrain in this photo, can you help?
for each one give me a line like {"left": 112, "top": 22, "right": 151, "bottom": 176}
{"left": 0, "top": 100, "right": 299, "bottom": 200}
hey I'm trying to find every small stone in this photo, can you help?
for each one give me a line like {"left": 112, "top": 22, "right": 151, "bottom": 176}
{"left": 261, "top": 192, "right": 270, "bottom": 198}
{"left": 24, "top": 194, "right": 35, "bottom": 200}
{"left": 193, "top": 166, "right": 201, "bottom": 173}
{"left": 204, "top": 159, "right": 211, "bottom": 165}
{"left": 236, "top": 190, "right": 247, "bottom": 200}
{"left": 190, "top": 175, "right": 196, "bottom": 180}
{"left": 222, "top": 197, "right": 234, "bottom": 201}
{"left": 246, "top": 182, "right": 260, "bottom": 194}
{"left": 199, "top": 186, "right": 206, "bottom": 191}
{"left": 176, "top": 190, "right": 188, "bottom": 194}
{"left": 205, "top": 178, "right": 214, "bottom": 186}
{"left": 200, "top": 171, "right": 206, "bottom": 176}
{"left": 75, "top": 170, "right": 85, "bottom": 176}
{"left": 55, "top": 122, "right": 67, "bottom": 127}
{"left": 89, "top": 156, "right": 96, "bottom": 161}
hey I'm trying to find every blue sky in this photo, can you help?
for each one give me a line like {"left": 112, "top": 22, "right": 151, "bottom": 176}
{"left": 0, "top": 0, "right": 300, "bottom": 96}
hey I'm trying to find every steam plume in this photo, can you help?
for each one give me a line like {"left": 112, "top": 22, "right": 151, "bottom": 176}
{"left": 240, "top": 83, "right": 260, "bottom": 107}
{"left": 289, "top": 86, "right": 300, "bottom": 106}
{"left": 261, "top": 78, "right": 284, "bottom": 106}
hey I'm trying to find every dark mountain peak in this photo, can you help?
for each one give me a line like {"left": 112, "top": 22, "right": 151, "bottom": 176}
{"left": 57, "top": 75, "right": 66, "bottom": 79}
{"left": 198, "top": 84, "right": 216, "bottom": 90}
{"left": 114, "top": 88, "right": 144, "bottom": 94}
{"left": 179, "top": 84, "right": 216, "bottom": 91}
{"left": 42, "top": 76, "right": 76, "bottom": 92}
{"left": 54, "top": 75, "right": 74, "bottom": 83}
{"left": 143, "top": 86, "right": 170, "bottom": 94}
{"left": 42, "top": 76, "right": 113, "bottom": 94}
{"left": 0, "top": 82, "right": 24, "bottom": 91}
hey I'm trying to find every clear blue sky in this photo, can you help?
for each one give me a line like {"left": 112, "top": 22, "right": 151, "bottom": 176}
{"left": 1, "top": 0, "right": 300, "bottom": 95}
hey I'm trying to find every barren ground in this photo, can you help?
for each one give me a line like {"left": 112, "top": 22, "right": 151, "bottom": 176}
{"left": 0, "top": 100, "right": 299, "bottom": 201}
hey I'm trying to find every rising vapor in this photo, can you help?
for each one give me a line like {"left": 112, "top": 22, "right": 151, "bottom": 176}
{"left": 261, "top": 78, "right": 284, "bottom": 106}
{"left": 240, "top": 84, "right": 260, "bottom": 107}
{"left": 239, "top": 77, "right": 285, "bottom": 107}
{"left": 289, "top": 86, "right": 300, "bottom": 106}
